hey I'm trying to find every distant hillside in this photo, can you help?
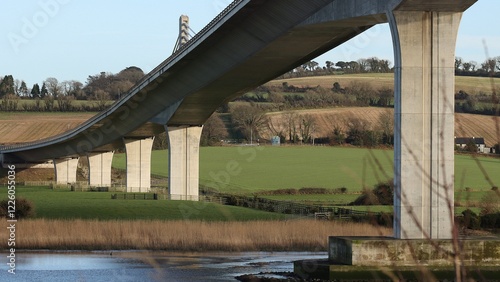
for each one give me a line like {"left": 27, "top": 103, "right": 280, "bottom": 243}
{"left": 265, "top": 73, "right": 500, "bottom": 95}
{"left": 262, "top": 107, "right": 499, "bottom": 147}
{"left": 1, "top": 108, "right": 498, "bottom": 148}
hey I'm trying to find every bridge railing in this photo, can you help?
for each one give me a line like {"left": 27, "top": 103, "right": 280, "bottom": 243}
{"left": 0, "top": 0, "right": 246, "bottom": 153}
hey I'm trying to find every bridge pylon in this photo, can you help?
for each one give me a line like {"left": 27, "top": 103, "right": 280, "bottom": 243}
{"left": 173, "top": 15, "right": 190, "bottom": 52}
{"left": 389, "top": 8, "right": 464, "bottom": 240}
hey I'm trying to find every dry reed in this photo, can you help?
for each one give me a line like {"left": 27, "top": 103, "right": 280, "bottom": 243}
{"left": 13, "top": 219, "right": 390, "bottom": 251}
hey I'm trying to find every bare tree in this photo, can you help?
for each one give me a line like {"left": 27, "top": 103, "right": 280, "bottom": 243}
{"left": 299, "top": 114, "right": 317, "bottom": 143}
{"left": 61, "top": 80, "right": 84, "bottom": 99}
{"left": 377, "top": 109, "right": 394, "bottom": 145}
{"left": 283, "top": 111, "right": 299, "bottom": 143}
{"left": 0, "top": 94, "right": 19, "bottom": 111}
{"left": 267, "top": 115, "right": 287, "bottom": 142}
{"left": 57, "top": 95, "right": 75, "bottom": 112}
{"left": 201, "top": 113, "right": 228, "bottom": 145}
{"left": 44, "top": 77, "right": 62, "bottom": 98}
{"left": 153, "top": 132, "right": 168, "bottom": 150}
{"left": 230, "top": 104, "right": 268, "bottom": 142}
{"left": 91, "top": 89, "right": 110, "bottom": 111}
{"left": 43, "top": 95, "right": 55, "bottom": 111}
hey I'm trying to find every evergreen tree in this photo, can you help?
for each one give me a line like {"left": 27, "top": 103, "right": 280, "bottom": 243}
{"left": 0, "top": 75, "right": 15, "bottom": 98}
{"left": 19, "top": 81, "right": 29, "bottom": 97}
{"left": 40, "top": 83, "right": 48, "bottom": 98}
{"left": 31, "top": 83, "right": 40, "bottom": 98}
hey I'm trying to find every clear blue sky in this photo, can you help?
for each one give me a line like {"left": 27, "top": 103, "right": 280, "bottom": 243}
{"left": 1, "top": 0, "right": 498, "bottom": 88}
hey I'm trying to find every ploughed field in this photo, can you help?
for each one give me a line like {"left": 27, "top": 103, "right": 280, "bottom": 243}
{"left": 0, "top": 112, "right": 95, "bottom": 145}
{"left": 0, "top": 108, "right": 498, "bottom": 146}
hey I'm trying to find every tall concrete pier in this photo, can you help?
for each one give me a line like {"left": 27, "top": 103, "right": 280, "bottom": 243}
{"left": 124, "top": 137, "right": 154, "bottom": 192}
{"left": 88, "top": 151, "right": 114, "bottom": 187}
{"left": 389, "top": 3, "right": 469, "bottom": 239}
{"left": 167, "top": 126, "right": 203, "bottom": 200}
{"left": 54, "top": 157, "right": 79, "bottom": 184}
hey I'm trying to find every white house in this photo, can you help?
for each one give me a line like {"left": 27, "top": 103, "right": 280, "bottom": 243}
{"left": 455, "top": 137, "right": 486, "bottom": 153}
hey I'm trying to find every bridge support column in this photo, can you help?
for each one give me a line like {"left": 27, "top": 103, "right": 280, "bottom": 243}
{"left": 389, "top": 10, "right": 462, "bottom": 239}
{"left": 124, "top": 137, "right": 154, "bottom": 192}
{"left": 54, "top": 157, "right": 79, "bottom": 184}
{"left": 88, "top": 151, "right": 114, "bottom": 187}
{"left": 166, "top": 126, "right": 203, "bottom": 201}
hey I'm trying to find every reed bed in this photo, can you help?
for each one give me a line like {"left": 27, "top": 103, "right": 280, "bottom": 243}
{"left": 14, "top": 219, "right": 391, "bottom": 251}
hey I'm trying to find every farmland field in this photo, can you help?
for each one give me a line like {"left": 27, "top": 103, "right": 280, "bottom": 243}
{"left": 1, "top": 107, "right": 497, "bottom": 148}
{"left": 266, "top": 73, "right": 500, "bottom": 95}
{"left": 264, "top": 107, "right": 499, "bottom": 147}
{"left": 6, "top": 186, "right": 286, "bottom": 221}
{"left": 0, "top": 112, "right": 95, "bottom": 144}
{"left": 112, "top": 146, "right": 499, "bottom": 194}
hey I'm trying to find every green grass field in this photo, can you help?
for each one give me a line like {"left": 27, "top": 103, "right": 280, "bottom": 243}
{"left": 5, "top": 145, "right": 495, "bottom": 221}
{"left": 113, "top": 146, "right": 499, "bottom": 194}
{"left": 7, "top": 187, "right": 286, "bottom": 221}
{"left": 6, "top": 186, "right": 482, "bottom": 221}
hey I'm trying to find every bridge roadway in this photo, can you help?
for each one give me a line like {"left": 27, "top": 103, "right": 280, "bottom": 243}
{"left": 0, "top": 0, "right": 477, "bottom": 240}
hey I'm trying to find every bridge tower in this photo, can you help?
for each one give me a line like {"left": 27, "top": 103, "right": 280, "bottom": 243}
{"left": 173, "top": 15, "right": 190, "bottom": 52}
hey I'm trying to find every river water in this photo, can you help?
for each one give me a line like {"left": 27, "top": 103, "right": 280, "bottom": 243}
{"left": 1, "top": 251, "right": 326, "bottom": 281}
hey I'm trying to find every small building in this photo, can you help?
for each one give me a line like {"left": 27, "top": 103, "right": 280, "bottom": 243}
{"left": 455, "top": 137, "right": 486, "bottom": 153}
{"left": 271, "top": 136, "right": 281, "bottom": 146}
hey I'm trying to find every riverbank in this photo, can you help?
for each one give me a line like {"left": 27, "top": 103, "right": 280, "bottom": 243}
{"left": 11, "top": 219, "right": 390, "bottom": 251}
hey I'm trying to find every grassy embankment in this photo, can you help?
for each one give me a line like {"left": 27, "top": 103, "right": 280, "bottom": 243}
{"left": 2, "top": 187, "right": 390, "bottom": 251}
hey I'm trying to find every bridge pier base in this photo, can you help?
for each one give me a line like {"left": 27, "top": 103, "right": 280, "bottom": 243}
{"left": 166, "top": 126, "right": 203, "bottom": 201}
{"left": 88, "top": 151, "right": 114, "bottom": 187}
{"left": 54, "top": 157, "right": 79, "bottom": 184}
{"left": 124, "top": 137, "right": 154, "bottom": 192}
{"left": 389, "top": 10, "right": 463, "bottom": 239}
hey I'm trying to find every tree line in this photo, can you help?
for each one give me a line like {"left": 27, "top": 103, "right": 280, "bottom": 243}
{"left": 455, "top": 56, "right": 500, "bottom": 77}
{"left": 276, "top": 56, "right": 500, "bottom": 78}
{"left": 1, "top": 55, "right": 498, "bottom": 112}
{"left": 154, "top": 105, "right": 395, "bottom": 149}
{"left": 242, "top": 104, "right": 393, "bottom": 147}
{"left": 279, "top": 57, "right": 393, "bottom": 78}
{"left": 0, "top": 67, "right": 144, "bottom": 111}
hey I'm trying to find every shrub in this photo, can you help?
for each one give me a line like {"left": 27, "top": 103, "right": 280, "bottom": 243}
{"left": 372, "top": 181, "right": 393, "bottom": 205}
{"left": 0, "top": 198, "right": 35, "bottom": 219}
{"left": 350, "top": 188, "right": 379, "bottom": 205}
{"left": 480, "top": 191, "right": 500, "bottom": 215}
{"left": 299, "top": 187, "right": 327, "bottom": 194}
{"left": 480, "top": 213, "right": 500, "bottom": 229}
{"left": 461, "top": 209, "right": 481, "bottom": 230}
{"left": 376, "top": 212, "right": 393, "bottom": 227}
{"left": 350, "top": 179, "right": 393, "bottom": 206}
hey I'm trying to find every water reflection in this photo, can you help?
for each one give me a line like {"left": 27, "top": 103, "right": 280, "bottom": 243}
{"left": 1, "top": 251, "right": 326, "bottom": 281}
